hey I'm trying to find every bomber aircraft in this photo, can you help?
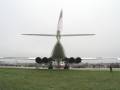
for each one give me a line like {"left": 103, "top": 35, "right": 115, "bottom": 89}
{"left": 22, "top": 10, "right": 95, "bottom": 69}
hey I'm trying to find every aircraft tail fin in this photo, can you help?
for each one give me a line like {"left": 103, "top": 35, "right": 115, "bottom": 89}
{"left": 22, "top": 10, "right": 95, "bottom": 37}
{"left": 57, "top": 9, "right": 63, "bottom": 31}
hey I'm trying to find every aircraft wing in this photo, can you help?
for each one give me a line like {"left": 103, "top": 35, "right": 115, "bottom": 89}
{"left": 0, "top": 57, "right": 35, "bottom": 60}
{"left": 22, "top": 34, "right": 56, "bottom": 36}
{"left": 82, "top": 57, "right": 119, "bottom": 61}
{"left": 61, "top": 34, "right": 95, "bottom": 36}
{"left": 81, "top": 58, "right": 97, "bottom": 60}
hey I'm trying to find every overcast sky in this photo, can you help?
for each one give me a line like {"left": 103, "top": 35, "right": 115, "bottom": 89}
{"left": 0, "top": 0, "right": 120, "bottom": 58}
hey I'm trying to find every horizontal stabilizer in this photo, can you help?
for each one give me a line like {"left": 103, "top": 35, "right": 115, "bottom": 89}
{"left": 61, "top": 34, "right": 95, "bottom": 36}
{"left": 22, "top": 34, "right": 56, "bottom": 36}
{"left": 22, "top": 34, "right": 95, "bottom": 37}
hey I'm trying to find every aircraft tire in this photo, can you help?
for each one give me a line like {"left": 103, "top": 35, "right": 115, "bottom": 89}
{"left": 48, "top": 65, "right": 53, "bottom": 69}
{"left": 64, "top": 64, "right": 69, "bottom": 69}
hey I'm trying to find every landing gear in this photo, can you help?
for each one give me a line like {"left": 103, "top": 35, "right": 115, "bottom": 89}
{"left": 48, "top": 61, "right": 53, "bottom": 69}
{"left": 64, "top": 62, "right": 69, "bottom": 69}
{"left": 64, "top": 65, "right": 69, "bottom": 69}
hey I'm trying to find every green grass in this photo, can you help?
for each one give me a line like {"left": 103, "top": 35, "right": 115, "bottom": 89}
{"left": 0, "top": 68, "right": 120, "bottom": 90}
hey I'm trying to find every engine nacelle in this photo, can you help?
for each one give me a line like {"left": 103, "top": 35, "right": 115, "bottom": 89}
{"left": 63, "top": 57, "right": 82, "bottom": 64}
{"left": 42, "top": 57, "right": 49, "bottom": 63}
{"left": 75, "top": 57, "right": 82, "bottom": 63}
{"left": 36, "top": 57, "right": 54, "bottom": 64}
{"left": 48, "top": 58, "right": 53, "bottom": 62}
{"left": 63, "top": 57, "right": 69, "bottom": 62}
{"left": 35, "top": 57, "right": 42, "bottom": 64}
{"left": 69, "top": 57, "right": 75, "bottom": 63}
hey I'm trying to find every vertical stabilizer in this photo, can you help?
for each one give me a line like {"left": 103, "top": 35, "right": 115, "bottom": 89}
{"left": 57, "top": 9, "right": 63, "bottom": 31}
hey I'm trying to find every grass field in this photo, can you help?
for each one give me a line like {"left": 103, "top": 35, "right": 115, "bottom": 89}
{"left": 0, "top": 68, "right": 120, "bottom": 90}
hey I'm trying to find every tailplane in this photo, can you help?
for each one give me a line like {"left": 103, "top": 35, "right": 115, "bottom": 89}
{"left": 22, "top": 9, "right": 95, "bottom": 37}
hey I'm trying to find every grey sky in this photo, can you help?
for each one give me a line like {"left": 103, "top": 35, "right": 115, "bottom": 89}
{"left": 0, "top": 0, "right": 120, "bottom": 58}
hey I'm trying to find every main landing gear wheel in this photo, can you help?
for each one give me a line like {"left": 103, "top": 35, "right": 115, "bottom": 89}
{"left": 48, "top": 62, "right": 53, "bottom": 69}
{"left": 64, "top": 63, "right": 69, "bottom": 69}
